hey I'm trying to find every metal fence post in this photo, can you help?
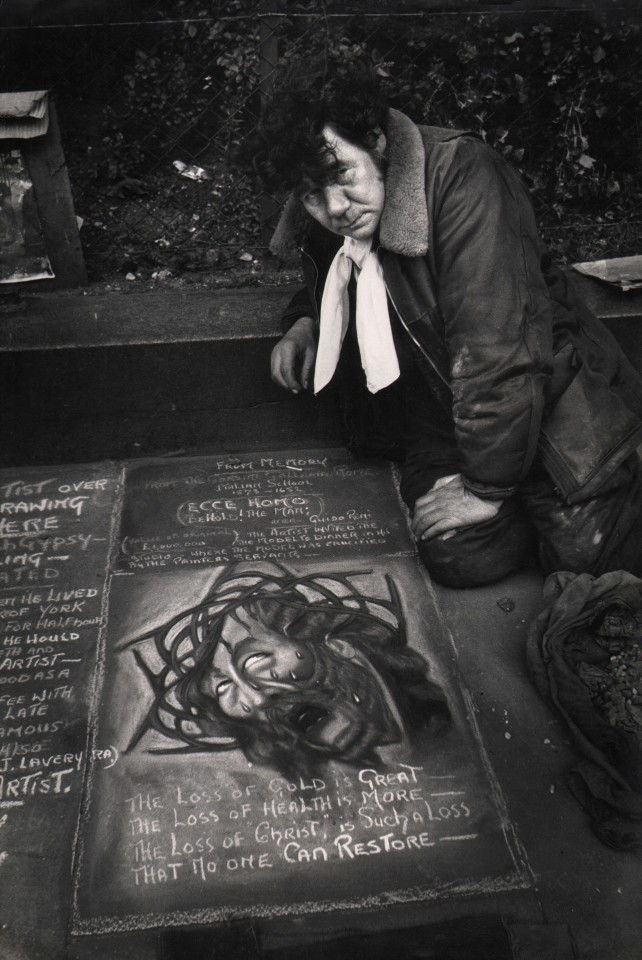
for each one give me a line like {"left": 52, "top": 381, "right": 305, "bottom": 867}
{"left": 258, "top": 0, "right": 280, "bottom": 250}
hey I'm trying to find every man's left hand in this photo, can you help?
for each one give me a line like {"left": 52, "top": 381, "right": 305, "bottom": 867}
{"left": 411, "top": 474, "right": 501, "bottom": 542}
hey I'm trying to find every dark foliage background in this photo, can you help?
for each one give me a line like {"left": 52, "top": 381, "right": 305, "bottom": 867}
{"left": 2, "top": 1, "right": 640, "bottom": 285}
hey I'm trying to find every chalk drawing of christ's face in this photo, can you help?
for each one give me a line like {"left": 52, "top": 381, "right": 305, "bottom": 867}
{"left": 127, "top": 567, "right": 451, "bottom": 774}
{"left": 200, "top": 606, "right": 317, "bottom": 718}
{"left": 197, "top": 604, "right": 403, "bottom": 760}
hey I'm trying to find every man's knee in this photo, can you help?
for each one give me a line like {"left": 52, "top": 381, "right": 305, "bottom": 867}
{"left": 417, "top": 536, "right": 502, "bottom": 588}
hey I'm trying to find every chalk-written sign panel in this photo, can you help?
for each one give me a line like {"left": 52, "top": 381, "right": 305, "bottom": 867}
{"left": 0, "top": 463, "right": 121, "bottom": 956}
{"left": 74, "top": 561, "right": 528, "bottom": 927}
{"left": 116, "top": 449, "right": 414, "bottom": 570}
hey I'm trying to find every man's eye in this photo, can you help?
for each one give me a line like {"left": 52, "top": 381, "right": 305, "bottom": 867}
{"left": 303, "top": 189, "right": 321, "bottom": 204}
{"left": 336, "top": 167, "right": 352, "bottom": 182}
{"left": 215, "top": 679, "right": 232, "bottom": 697}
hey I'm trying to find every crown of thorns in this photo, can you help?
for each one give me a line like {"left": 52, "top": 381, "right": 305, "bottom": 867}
{"left": 120, "top": 564, "right": 405, "bottom": 754}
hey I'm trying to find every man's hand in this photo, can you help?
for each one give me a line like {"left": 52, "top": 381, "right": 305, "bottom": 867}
{"left": 411, "top": 473, "right": 501, "bottom": 542}
{"left": 271, "top": 316, "right": 317, "bottom": 394}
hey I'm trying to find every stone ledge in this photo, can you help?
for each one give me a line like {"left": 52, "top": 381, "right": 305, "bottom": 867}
{"left": 570, "top": 271, "right": 642, "bottom": 321}
{"left": 1, "top": 275, "right": 640, "bottom": 355}
{"left": 3, "top": 274, "right": 641, "bottom": 468}
{"left": 0, "top": 286, "right": 295, "bottom": 352}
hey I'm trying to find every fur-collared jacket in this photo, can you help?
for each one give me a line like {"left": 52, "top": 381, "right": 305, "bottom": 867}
{"left": 270, "top": 109, "right": 642, "bottom": 503}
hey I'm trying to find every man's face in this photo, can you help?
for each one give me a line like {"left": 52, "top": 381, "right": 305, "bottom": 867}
{"left": 297, "top": 125, "right": 386, "bottom": 240}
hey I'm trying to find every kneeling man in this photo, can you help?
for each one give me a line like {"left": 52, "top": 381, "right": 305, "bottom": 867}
{"left": 246, "top": 62, "right": 642, "bottom": 587}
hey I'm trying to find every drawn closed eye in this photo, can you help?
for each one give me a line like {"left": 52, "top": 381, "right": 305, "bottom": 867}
{"left": 241, "top": 652, "right": 270, "bottom": 672}
{"left": 215, "top": 678, "right": 233, "bottom": 697}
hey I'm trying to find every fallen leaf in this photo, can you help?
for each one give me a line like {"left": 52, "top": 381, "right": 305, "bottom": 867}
{"left": 497, "top": 597, "right": 516, "bottom": 613}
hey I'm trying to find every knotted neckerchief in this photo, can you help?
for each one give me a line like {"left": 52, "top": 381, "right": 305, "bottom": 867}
{"left": 313, "top": 236, "right": 400, "bottom": 394}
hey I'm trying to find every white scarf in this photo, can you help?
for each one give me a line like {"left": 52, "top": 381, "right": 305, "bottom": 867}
{"left": 313, "top": 237, "right": 400, "bottom": 394}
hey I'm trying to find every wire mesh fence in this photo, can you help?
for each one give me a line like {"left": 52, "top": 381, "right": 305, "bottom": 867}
{"left": 2, "top": 1, "right": 641, "bottom": 285}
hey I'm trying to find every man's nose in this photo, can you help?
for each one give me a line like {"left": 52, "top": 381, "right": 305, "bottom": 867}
{"left": 324, "top": 185, "right": 350, "bottom": 219}
{"left": 236, "top": 676, "right": 272, "bottom": 713}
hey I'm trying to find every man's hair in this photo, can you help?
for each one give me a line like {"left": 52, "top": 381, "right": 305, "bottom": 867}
{"left": 245, "top": 60, "right": 389, "bottom": 193}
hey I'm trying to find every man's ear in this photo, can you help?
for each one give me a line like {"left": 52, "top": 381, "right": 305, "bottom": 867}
{"left": 374, "top": 130, "right": 387, "bottom": 155}
{"left": 325, "top": 636, "right": 358, "bottom": 660}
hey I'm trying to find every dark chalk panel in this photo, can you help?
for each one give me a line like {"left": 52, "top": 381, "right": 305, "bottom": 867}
{"left": 0, "top": 463, "right": 121, "bottom": 957}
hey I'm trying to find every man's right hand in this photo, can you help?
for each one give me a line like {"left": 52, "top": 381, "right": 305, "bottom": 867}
{"left": 270, "top": 316, "right": 317, "bottom": 394}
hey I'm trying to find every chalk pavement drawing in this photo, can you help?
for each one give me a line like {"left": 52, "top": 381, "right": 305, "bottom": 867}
{"left": 73, "top": 558, "right": 530, "bottom": 933}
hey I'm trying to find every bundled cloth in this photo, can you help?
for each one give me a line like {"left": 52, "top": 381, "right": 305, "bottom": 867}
{"left": 0, "top": 91, "right": 48, "bottom": 139}
{"left": 527, "top": 570, "right": 642, "bottom": 851}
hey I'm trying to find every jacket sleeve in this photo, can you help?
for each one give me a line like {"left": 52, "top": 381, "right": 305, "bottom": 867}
{"left": 280, "top": 285, "right": 316, "bottom": 335}
{"left": 432, "top": 137, "right": 554, "bottom": 498}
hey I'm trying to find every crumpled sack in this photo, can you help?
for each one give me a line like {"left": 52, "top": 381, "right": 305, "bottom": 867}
{"left": 527, "top": 570, "right": 642, "bottom": 851}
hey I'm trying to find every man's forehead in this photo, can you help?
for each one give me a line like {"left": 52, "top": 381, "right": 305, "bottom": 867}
{"left": 221, "top": 606, "right": 286, "bottom": 645}
{"left": 295, "top": 157, "right": 346, "bottom": 195}
{"left": 292, "top": 126, "right": 354, "bottom": 194}
{"left": 220, "top": 615, "right": 247, "bottom": 645}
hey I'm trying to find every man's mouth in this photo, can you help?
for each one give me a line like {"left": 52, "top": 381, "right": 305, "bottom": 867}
{"left": 289, "top": 704, "right": 328, "bottom": 732}
{"left": 341, "top": 213, "right": 365, "bottom": 232}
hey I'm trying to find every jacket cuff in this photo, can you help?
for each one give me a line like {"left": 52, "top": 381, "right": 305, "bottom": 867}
{"left": 463, "top": 477, "right": 517, "bottom": 501}
{"left": 281, "top": 309, "right": 317, "bottom": 336}
{"left": 281, "top": 286, "right": 317, "bottom": 335}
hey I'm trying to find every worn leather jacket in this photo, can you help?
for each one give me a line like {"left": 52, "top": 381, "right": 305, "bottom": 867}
{"left": 270, "top": 109, "right": 642, "bottom": 503}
